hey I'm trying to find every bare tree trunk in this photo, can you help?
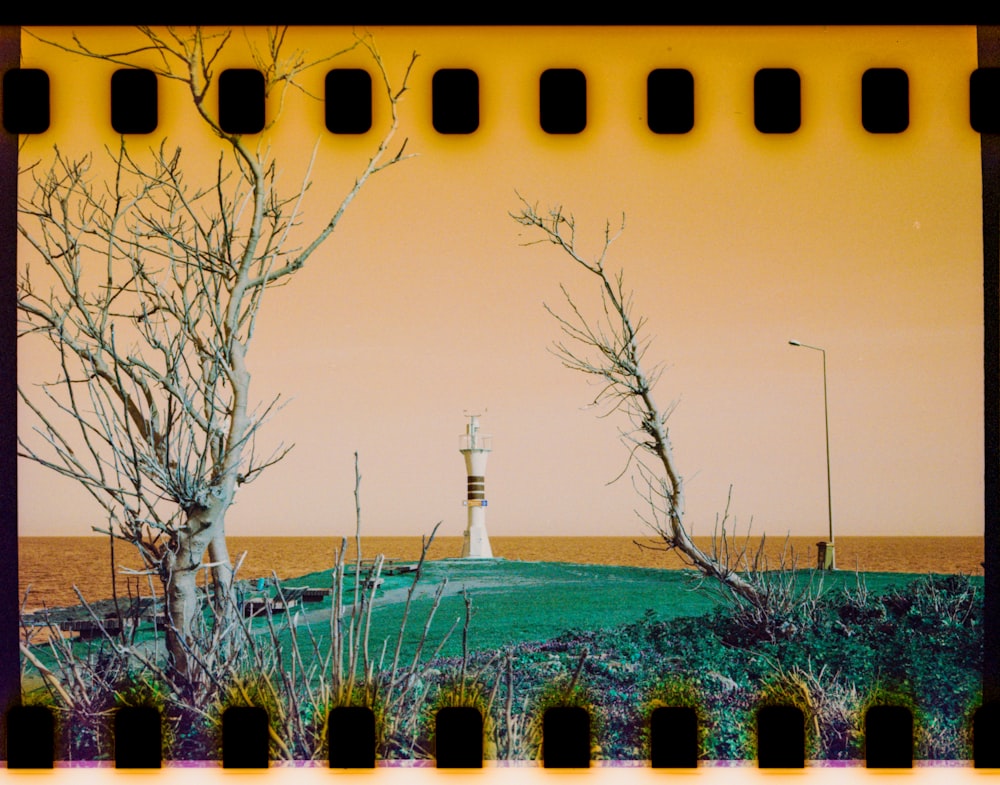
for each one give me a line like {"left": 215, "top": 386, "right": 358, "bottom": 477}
{"left": 163, "top": 517, "right": 216, "bottom": 680}
{"left": 160, "top": 509, "right": 236, "bottom": 681}
{"left": 207, "top": 531, "right": 234, "bottom": 618}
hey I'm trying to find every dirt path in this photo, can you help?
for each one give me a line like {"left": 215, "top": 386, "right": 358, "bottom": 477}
{"left": 288, "top": 571, "right": 549, "bottom": 630}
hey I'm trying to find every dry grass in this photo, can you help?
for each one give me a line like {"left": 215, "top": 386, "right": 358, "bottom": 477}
{"left": 18, "top": 455, "right": 480, "bottom": 760}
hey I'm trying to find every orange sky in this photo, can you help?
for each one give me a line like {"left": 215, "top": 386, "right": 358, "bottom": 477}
{"left": 17, "top": 27, "right": 984, "bottom": 541}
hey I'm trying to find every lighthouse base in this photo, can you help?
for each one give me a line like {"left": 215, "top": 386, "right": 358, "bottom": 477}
{"left": 462, "top": 522, "right": 493, "bottom": 559}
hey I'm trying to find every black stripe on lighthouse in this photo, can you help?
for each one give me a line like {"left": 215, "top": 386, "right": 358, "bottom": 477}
{"left": 467, "top": 475, "right": 485, "bottom": 500}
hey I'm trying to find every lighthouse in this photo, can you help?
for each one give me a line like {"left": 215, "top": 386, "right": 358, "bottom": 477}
{"left": 460, "top": 415, "right": 494, "bottom": 558}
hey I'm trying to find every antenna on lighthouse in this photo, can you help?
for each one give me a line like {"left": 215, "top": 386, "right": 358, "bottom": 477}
{"left": 460, "top": 413, "right": 494, "bottom": 558}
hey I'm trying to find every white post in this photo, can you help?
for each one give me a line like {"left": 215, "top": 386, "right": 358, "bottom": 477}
{"left": 460, "top": 415, "right": 493, "bottom": 558}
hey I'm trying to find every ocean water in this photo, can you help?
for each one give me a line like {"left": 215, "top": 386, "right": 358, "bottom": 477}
{"left": 17, "top": 535, "right": 984, "bottom": 611}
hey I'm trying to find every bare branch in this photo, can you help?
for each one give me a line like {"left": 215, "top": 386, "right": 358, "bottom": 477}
{"left": 18, "top": 26, "right": 415, "bottom": 684}
{"left": 514, "top": 197, "right": 763, "bottom": 605}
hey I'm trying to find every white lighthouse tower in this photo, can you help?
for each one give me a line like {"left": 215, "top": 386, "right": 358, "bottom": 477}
{"left": 460, "top": 414, "right": 494, "bottom": 558}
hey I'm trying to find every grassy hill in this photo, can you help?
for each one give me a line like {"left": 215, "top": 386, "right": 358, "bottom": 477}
{"left": 22, "top": 558, "right": 983, "bottom": 761}
{"left": 276, "top": 558, "right": 955, "bottom": 664}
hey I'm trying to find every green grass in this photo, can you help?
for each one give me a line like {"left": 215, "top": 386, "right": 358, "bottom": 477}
{"left": 36, "top": 559, "right": 980, "bottom": 675}
{"left": 343, "top": 561, "right": 721, "bottom": 663}
{"left": 25, "top": 561, "right": 983, "bottom": 760}
{"left": 275, "top": 560, "right": 958, "bottom": 666}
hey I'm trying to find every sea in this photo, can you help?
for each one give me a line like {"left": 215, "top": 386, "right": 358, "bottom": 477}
{"left": 17, "top": 535, "right": 984, "bottom": 612}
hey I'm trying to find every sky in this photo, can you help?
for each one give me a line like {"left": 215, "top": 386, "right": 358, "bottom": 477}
{"left": 16, "top": 26, "right": 985, "bottom": 541}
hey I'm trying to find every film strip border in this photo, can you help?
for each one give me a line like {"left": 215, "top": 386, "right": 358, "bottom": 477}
{"left": 7, "top": 701, "right": 1000, "bottom": 768}
{"left": 2, "top": 25, "right": 999, "bottom": 771}
{"left": 5, "top": 64, "right": 1000, "bottom": 135}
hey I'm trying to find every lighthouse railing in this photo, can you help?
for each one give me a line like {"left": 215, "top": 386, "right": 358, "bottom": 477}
{"left": 459, "top": 434, "right": 492, "bottom": 451}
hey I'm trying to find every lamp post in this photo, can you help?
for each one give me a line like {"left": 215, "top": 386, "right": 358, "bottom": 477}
{"left": 789, "top": 340, "right": 835, "bottom": 570}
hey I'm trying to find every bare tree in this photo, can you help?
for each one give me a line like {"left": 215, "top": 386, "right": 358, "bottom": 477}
{"left": 512, "top": 197, "right": 767, "bottom": 606}
{"left": 17, "top": 27, "right": 416, "bottom": 683}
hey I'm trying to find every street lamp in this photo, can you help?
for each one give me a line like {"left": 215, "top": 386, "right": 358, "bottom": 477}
{"left": 789, "top": 340, "right": 835, "bottom": 570}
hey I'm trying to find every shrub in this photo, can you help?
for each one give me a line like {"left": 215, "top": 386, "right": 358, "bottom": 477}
{"left": 642, "top": 674, "right": 708, "bottom": 760}
{"left": 760, "top": 661, "right": 863, "bottom": 760}
{"left": 421, "top": 678, "right": 496, "bottom": 759}
{"left": 523, "top": 650, "right": 600, "bottom": 760}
